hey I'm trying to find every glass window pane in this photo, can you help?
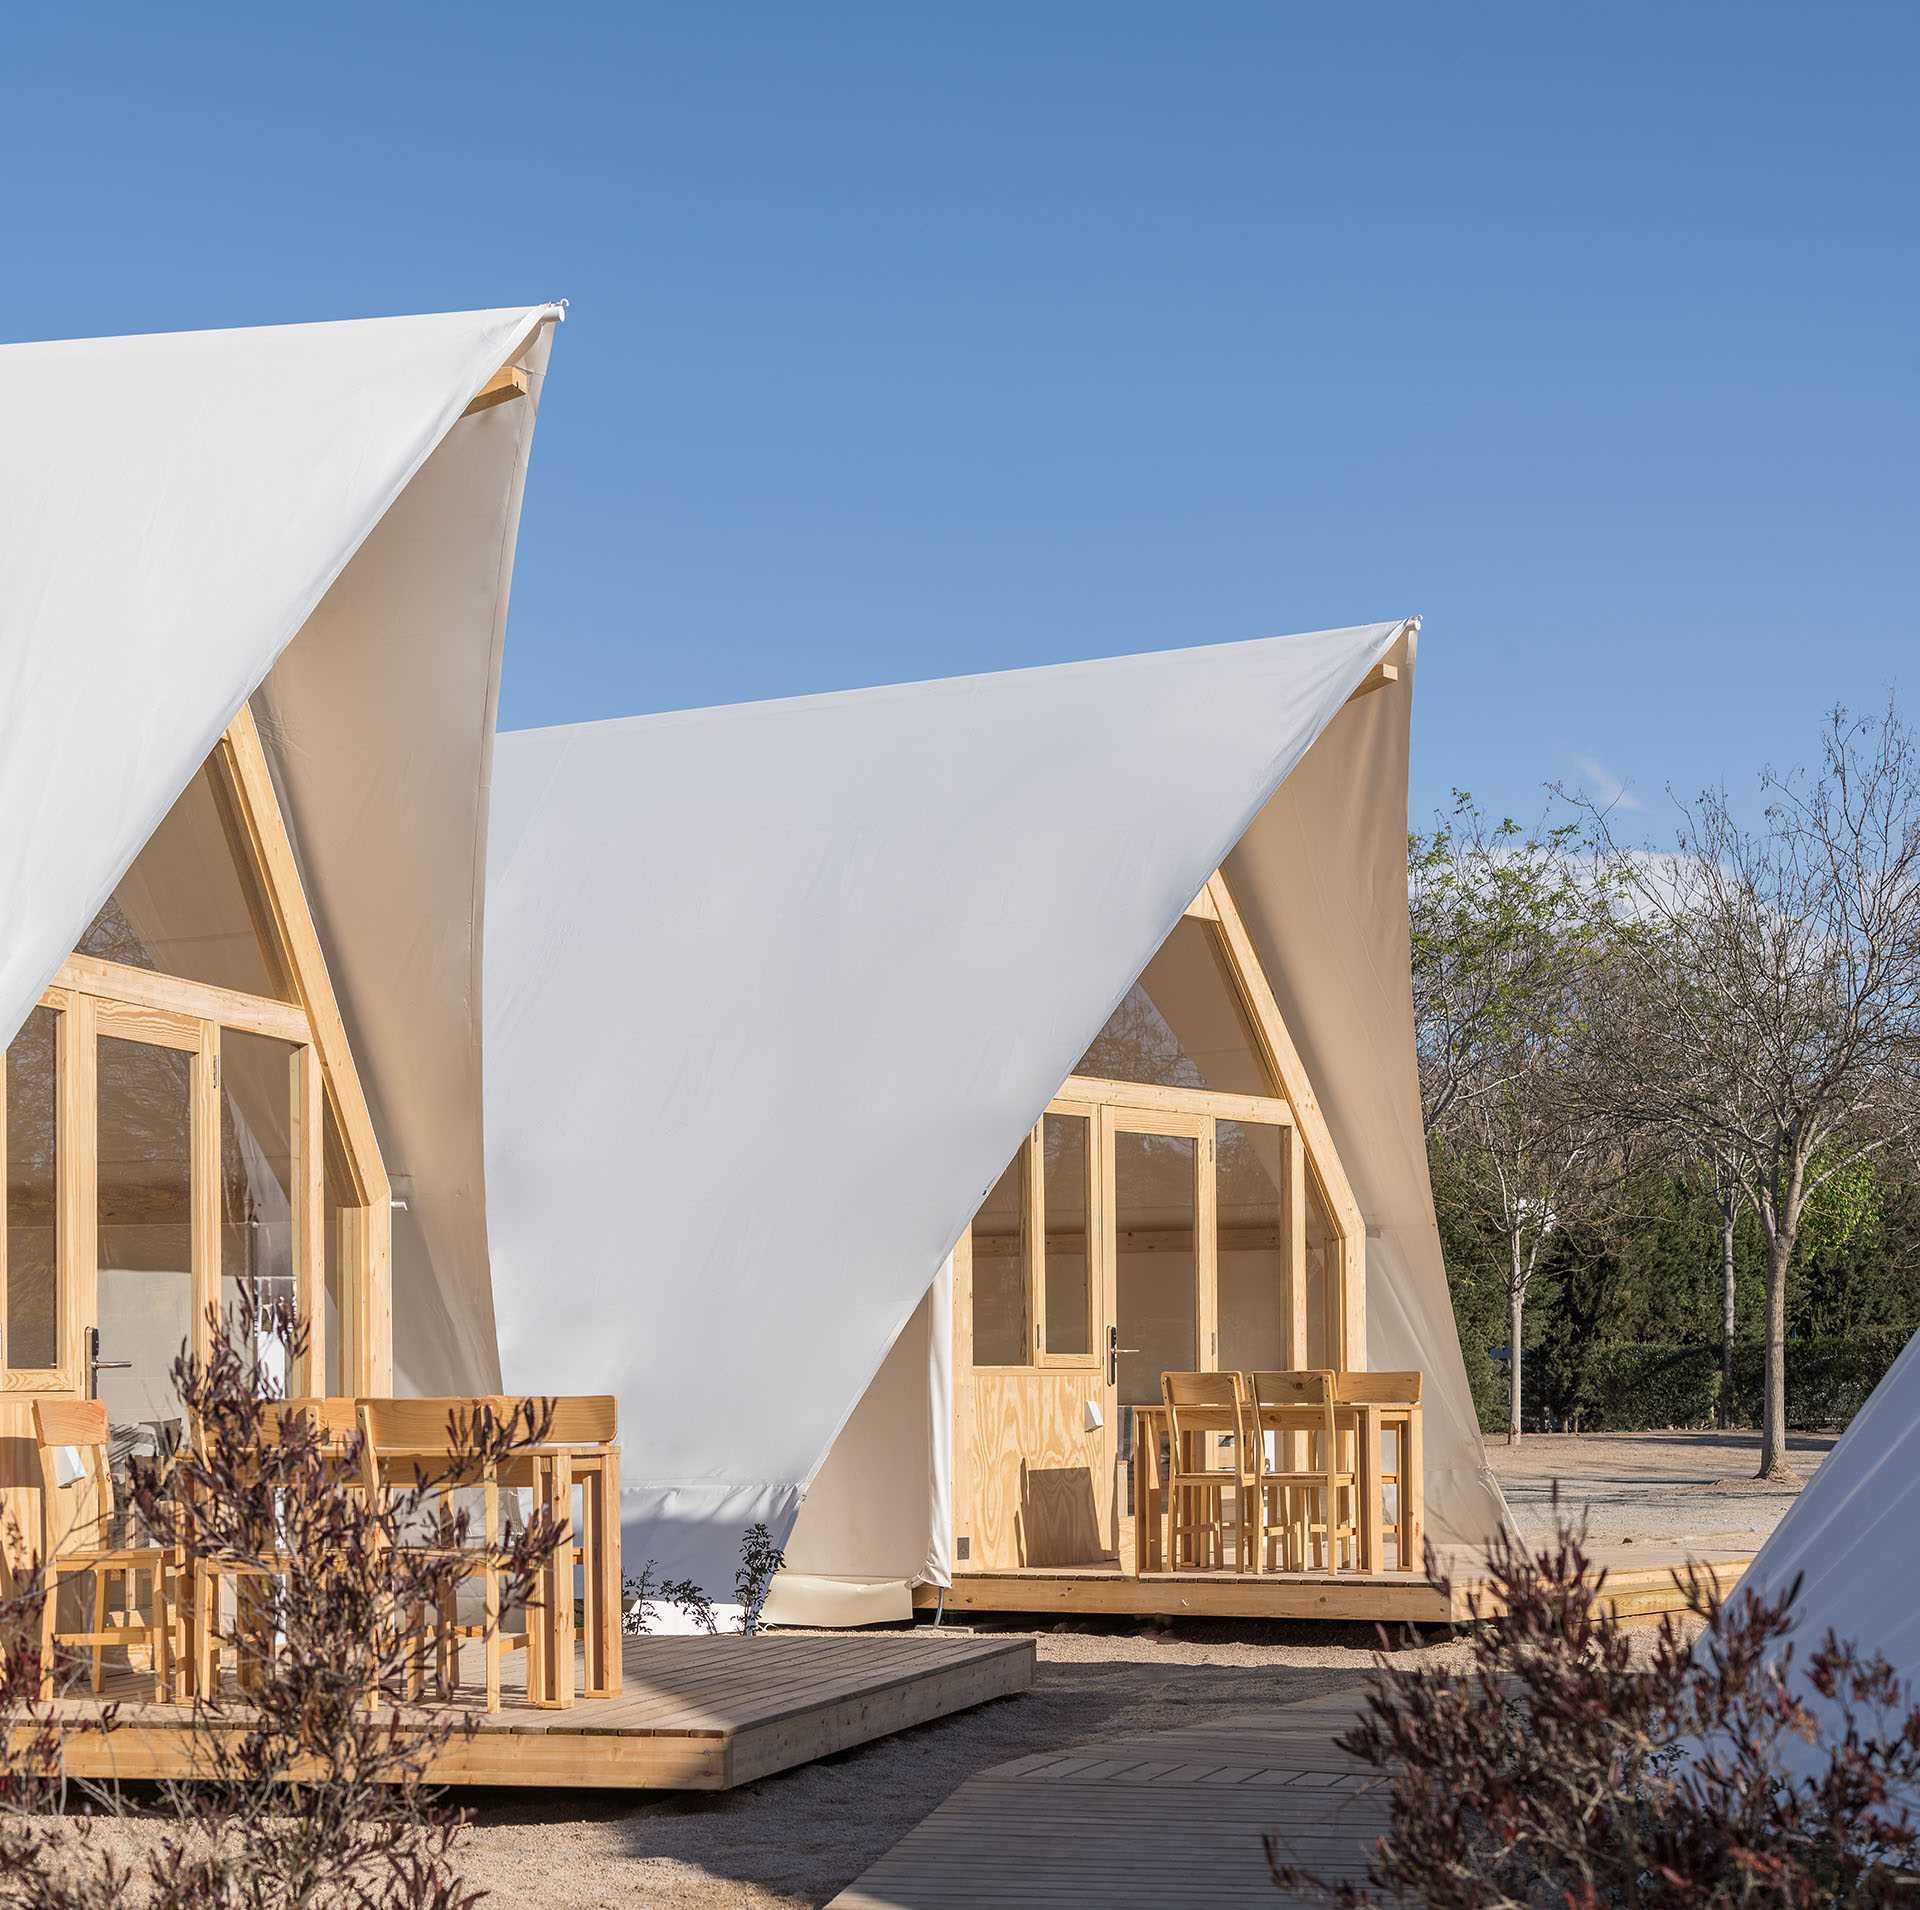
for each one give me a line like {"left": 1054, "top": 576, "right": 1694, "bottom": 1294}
{"left": 220, "top": 1030, "right": 299, "bottom": 1390}
{"left": 323, "top": 1102, "right": 354, "bottom": 1397}
{"left": 1305, "top": 1178, "right": 1335, "bottom": 1369}
{"left": 5, "top": 1006, "right": 60, "bottom": 1370}
{"left": 970, "top": 1144, "right": 1029, "bottom": 1366}
{"left": 97, "top": 1036, "right": 193, "bottom": 1440}
{"left": 1113, "top": 1130, "right": 1196, "bottom": 1407}
{"left": 77, "top": 761, "right": 290, "bottom": 1000}
{"left": 1041, "top": 1114, "right": 1091, "bottom": 1357}
{"left": 1074, "top": 917, "right": 1273, "bottom": 1096}
{"left": 1217, "top": 1121, "right": 1286, "bottom": 1372}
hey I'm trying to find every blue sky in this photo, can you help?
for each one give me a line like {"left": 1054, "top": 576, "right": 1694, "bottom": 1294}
{"left": 5, "top": 3, "right": 1914, "bottom": 833}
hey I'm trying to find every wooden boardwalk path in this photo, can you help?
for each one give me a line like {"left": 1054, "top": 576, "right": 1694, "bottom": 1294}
{"left": 834, "top": 1686, "right": 1391, "bottom": 1908}
{"left": 40, "top": 1630, "right": 1034, "bottom": 1791}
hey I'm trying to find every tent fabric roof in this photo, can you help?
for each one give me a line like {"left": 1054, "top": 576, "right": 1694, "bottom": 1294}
{"left": 485, "top": 620, "right": 1512, "bottom": 1588}
{"left": 1728, "top": 1326, "right": 1920, "bottom": 1724}
{"left": 0, "top": 304, "right": 561, "bottom": 1389}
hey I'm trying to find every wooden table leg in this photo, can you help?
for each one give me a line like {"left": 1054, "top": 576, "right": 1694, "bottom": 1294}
{"left": 1404, "top": 1408, "right": 1425, "bottom": 1573}
{"left": 1358, "top": 1405, "right": 1384, "bottom": 1575}
{"left": 531, "top": 1452, "right": 575, "bottom": 1709}
{"left": 597, "top": 1448, "right": 622, "bottom": 1696}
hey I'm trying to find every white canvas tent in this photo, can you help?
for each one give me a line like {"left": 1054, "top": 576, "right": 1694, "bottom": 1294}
{"left": 1724, "top": 1325, "right": 1920, "bottom": 1742}
{"left": 485, "top": 620, "right": 1514, "bottom": 1606}
{"left": 0, "top": 304, "right": 562, "bottom": 1393}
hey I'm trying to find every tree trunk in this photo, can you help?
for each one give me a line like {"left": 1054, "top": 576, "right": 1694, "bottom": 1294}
{"left": 1507, "top": 1268, "right": 1524, "bottom": 1446}
{"left": 1718, "top": 1203, "right": 1737, "bottom": 1432}
{"left": 1758, "top": 1229, "right": 1794, "bottom": 1480}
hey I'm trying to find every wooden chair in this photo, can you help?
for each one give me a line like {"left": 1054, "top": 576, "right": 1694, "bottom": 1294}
{"left": 194, "top": 1397, "right": 360, "bottom": 1697}
{"left": 31, "top": 1399, "right": 181, "bottom": 1701}
{"left": 519, "top": 1396, "right": 619, "bottom": 1703}
{"left": 358, "top": 1397, "right": 537, "bottom": 1713}
{"left": 1246, "top": 1372, "right": 1358, "bottom": 1573}
{"left": 1333, "top": 1371, "right": 1424, "bottom": 1572}
{"left": 1160, "top": 1371, "right": 1254, "bottom": 1571}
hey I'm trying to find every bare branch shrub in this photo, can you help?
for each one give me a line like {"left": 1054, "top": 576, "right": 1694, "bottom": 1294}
{"left": 1269, "top": 1526, "right": 1920, "bottom": 1905}
{"left": 3, "top": 1294, "right": 563, "bottom": 1908}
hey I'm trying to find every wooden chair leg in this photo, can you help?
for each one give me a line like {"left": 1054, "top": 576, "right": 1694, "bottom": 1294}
{"left": 153, "top": 1563, "right": 171, "bottom": 1703}
{"left": 199, "top": 1566, "right": 218, "bottom": 1699}
{"left": 90, "top": 1570, "right": 108, "bottom": 1695}
{"left": 484, "top": 1567, "right": 501, "bottom": 1713}
{"left": 39, "top": 1564, "right": 59, "bottom": 1700}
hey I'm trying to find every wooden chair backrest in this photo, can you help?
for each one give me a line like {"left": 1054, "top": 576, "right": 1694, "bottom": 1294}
{"left": 358, "top": 1395, "right": 614, "bottom": 1449}
{"left": 32, "top": 1397, "right": 114, "bottom": 1557}
{"left": 1248, "top": 1370, "right": 1337, "bottom": 1475}
{"left": 261, "top": 1397, "right": 361, "bottom": 1445}
{"left": 1333, "top": 1370, "right": 1423, "bottom": 1406}
{"left": 1160, "top": 1370, "right": 1250, "bottom": 1469}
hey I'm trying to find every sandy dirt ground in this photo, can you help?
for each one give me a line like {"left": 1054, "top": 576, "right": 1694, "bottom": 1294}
{"left": 46, "top": 1432, "right": 1833, "bottom": 1909}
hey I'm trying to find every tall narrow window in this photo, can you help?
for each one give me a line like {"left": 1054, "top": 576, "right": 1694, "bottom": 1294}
{"left": 1217, "top": 1120, "right": 1286, "bottom": 1371}
{"left": 323, "top": 1101, "right": 355, "bottom": 1397}
{"left": 5, "top": 1006, "right": 60, "bottom": 1371}
{"left": 219, "top": 1030, "right": 300, "bottom": 1388}
{"left": 1041, "top": 1113, "right": 1091, "bottom": 1358}
{"left": 1112, "top": 1130, "right": 1197, "bottom": 1406}
{"left": 970, "top": 1144, "right": 1029, "bottom": 1366}
{"left": 97, "top": 1035, "right": 193, "bottom": 1435}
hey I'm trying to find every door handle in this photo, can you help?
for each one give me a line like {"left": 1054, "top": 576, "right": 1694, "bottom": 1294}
{"left": 1106, "top": 1325, "right": 1141, "bottom": 1387}
{"left": 86, "top": 1326, "right": 131, "bottom": 1400}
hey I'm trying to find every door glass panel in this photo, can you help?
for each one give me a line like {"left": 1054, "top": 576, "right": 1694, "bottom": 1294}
{"left": 1217, "top": 1120, "right": 1287, "bottom": 1372}
{"left": 76, "top": 760, "right": 290, "bottom": 1000}
{"left": 323, "top": 1102, "right": 355, "bottom": 1397}
{"left": 97, "top": 1036, "right": 193, "bottom": 1443}
{"left": 5, "top": 1006, "right": 60, "bottom": 1370}
{"left": 1074, "top": 917, "right": 1274, "bottom": 1096}
{"left": 1305, "top": 1176, "right": 1335, "bottom": 1368}
{"left": 970, "top": 1144, "right": 1029, "bottom": 1366}
{"left": 1041, "top": 1114, "right": 1091, "bottom": 1357}
{"left": 220, "top": 1030, "right": 299, "bottom": 1392}
{"left": 1113, "top": 1129, "right": 1196, "bottom": 1407}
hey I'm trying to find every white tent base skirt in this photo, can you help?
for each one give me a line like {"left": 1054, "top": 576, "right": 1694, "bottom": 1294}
{"left": 762, "top": 1574, "right": 916, "bottom": 1628}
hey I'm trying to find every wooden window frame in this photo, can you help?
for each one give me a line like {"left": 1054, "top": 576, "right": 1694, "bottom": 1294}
{"left": 960, "top": 867, "right": 1366, "bottom": 1380}
{"left": 2, "top": 706, "right": 392, "bottom": 1400}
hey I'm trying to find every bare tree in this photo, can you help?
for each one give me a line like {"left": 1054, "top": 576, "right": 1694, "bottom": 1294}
{"left": 1437, "top": 1046, "right": 1605, "bottom": 1444}
{"left": 1410, "top": 794, "right": 1588, "bottom": 1138}
{"left": 1575, "top": 702, "right": 1920, "bottom": 1478}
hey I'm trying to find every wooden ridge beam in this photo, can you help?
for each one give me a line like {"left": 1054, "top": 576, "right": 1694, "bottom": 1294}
{"left": 463, "top": 365, "right": 529, "bottom": 416}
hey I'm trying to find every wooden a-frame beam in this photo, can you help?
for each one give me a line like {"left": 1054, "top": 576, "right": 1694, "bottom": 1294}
{"left": 463, "top": 365, "right": 529, "bottom": 416}
{"left": 1346, "top": 660, "right": 1399, "bottom": 702}
{"left": 1202, "top": 868, "right": 1368, "bottom": 1367}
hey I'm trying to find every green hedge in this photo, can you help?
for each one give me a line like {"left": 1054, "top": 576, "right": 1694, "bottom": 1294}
{"left": 1474, "top": 1329, "right": 1914, "bottom": 1435}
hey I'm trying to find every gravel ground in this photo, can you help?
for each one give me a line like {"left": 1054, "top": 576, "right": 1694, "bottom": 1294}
{"left": 43, "top": 1432, "right": 1832, "bottom": 1908}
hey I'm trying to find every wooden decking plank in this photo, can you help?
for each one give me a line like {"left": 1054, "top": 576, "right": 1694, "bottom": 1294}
{"left": 33, "top": 1631, "right": 1033, "bottom": 1793}
{"left": 831, "top": 1682, "right": 1389, "bottom": 1908}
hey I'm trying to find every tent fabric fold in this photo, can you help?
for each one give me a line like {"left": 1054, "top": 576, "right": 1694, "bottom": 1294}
{"left": 0, "top": 304, "right": 561, "bottom": 1393}
{"left": 485, "top": 620, "right": 1512, "bottom": 1592}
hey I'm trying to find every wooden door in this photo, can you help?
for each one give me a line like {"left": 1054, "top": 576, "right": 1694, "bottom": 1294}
{"left": 953, "top": 1100, "right": 1114, "bottom": 1570}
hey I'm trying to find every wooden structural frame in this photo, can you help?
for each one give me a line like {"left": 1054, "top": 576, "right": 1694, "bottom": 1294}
{"left": 28, "top": 1630, "right": 1036, "bottom": 1791}
{"left": 952, "top": 863, "right": 1374, "bottom": 1594}
{"left": 1, "top": 706, "right": 393, "bottom": 1571}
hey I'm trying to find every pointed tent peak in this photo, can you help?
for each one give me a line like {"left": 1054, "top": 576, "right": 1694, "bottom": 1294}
{"left": 0, "top": 299, "right": 565, "bottom": 1052}
{"left": 504, "top": 617, "right": 1418, "bottom": 746}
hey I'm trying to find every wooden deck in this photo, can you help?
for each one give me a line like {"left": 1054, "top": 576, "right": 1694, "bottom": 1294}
{"left": 834, "top": 1687, "right": 1389, "bottom": 1907}
{"left": 32, "top": 1630, "right": 1034, "bottom": 1792}
{"left": 922, "top": 1550, "right": 1751, "bottom": 1624}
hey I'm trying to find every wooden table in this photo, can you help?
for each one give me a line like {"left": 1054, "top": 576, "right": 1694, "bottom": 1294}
{"left": 371, "top": 1439, "right": 621, "bottom": 1710}
{"left": 1131, "top": 1387, "right": 1421, "bottom": 1576}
